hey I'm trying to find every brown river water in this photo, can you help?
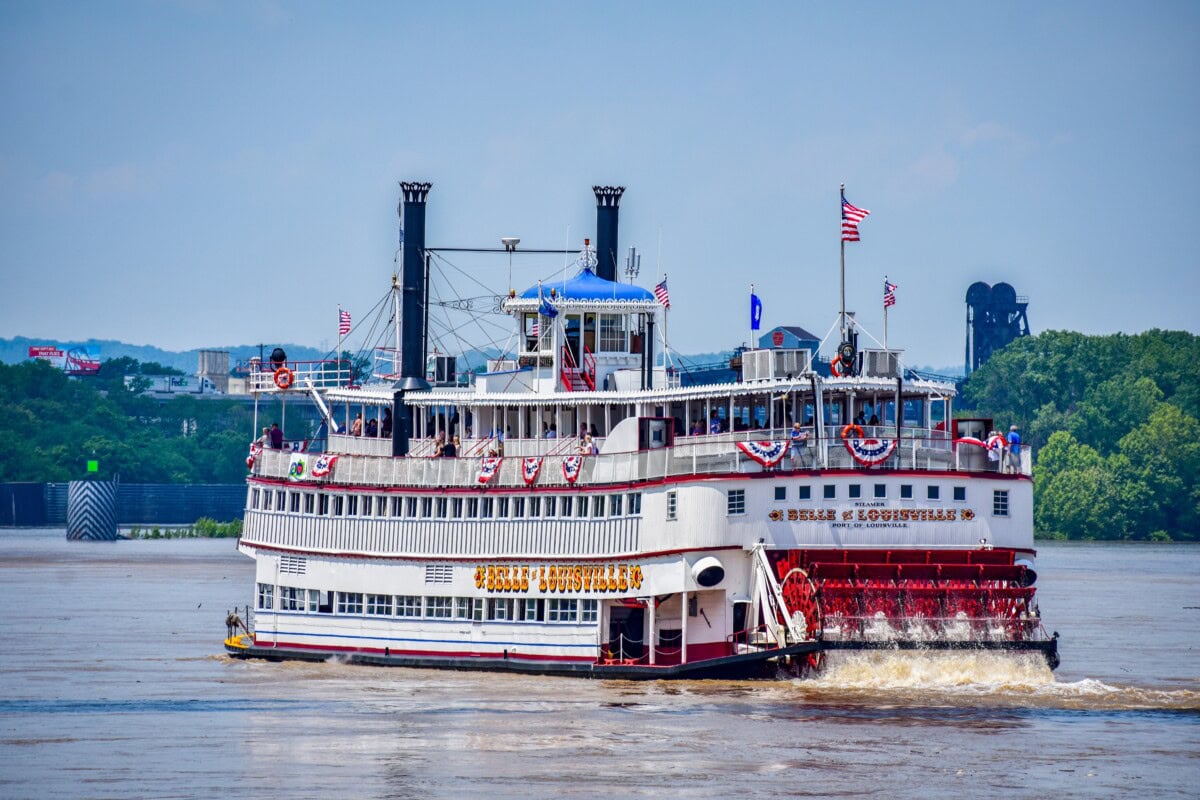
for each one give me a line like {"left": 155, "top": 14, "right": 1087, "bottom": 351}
{"left": 0, "top": 530, "right": 1196, "bottom": 799}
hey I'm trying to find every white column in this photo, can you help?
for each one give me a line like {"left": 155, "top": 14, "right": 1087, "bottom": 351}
{"left": 648, "top": 598, "right": 656, "bottom": 666}
{"left": 681, "top": 590, "right": 689, "bottom": 665}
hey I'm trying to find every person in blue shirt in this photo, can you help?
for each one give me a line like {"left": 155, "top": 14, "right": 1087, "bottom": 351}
{"left": 1007, "top": 424, "right": 1021, "bottom": 473}
{"left": 709, "top": 412, "right": 723, "bottom": 435}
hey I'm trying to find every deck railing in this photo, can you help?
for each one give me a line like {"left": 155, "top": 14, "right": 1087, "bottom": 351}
{"left": 250, "top": 427, "right": 1030, "bottom": 489}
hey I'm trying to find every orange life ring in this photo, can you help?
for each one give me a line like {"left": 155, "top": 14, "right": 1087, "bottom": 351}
{"left": 273, "top": 367, "right": 295, "bottom": 390}
{"left": 830, "top": 357, "right": 844, "bottom": 377}
{"left": 841, "top": 423, "right": 864, "bottom": 440}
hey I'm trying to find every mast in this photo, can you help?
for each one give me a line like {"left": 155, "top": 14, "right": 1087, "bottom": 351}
{"left": 839, "top": 184, "right": 847, "bottom": 344}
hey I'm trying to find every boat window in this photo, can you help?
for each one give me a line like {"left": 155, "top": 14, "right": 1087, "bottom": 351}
{"left": 336, "top": 592, "right": 363, "bottom": 615}
{"left": 361, "top": 496, "right": 374, "bottom": 517}
{"left": 289, "top": 492, "right": 300, "bottom": 513}
{"left": 332, "top": 495, "right": 344, "bottom": 516}
{"left": 598, "top": 313, "right": 628, "bottom": 352}
{"left": 405, "top": 497, "right": 418, "bottom": 518}
{"left": 547, "top": 598, "right": 578, "bottom": 623}
{"left": 609, "top": 494, "right": 623, "bottom": 517}
{"left": 529, "top": 496, "right": 542, "bottom": 517}
{"left": 498, "top": 497, "right": 510, "bottom": 518}
{"left": 627, "top": 492, "right": 642, "bottom": 515}
{"left": 278, "top": 586, "right": 304, "bottom": 611}
{"left": 346, "top": 495, "right": 358, "bottom": 516}
{"left": 454, "top": 597, "right": 474, "bottom": 620}
{"left": 256, "top": 583, "right": 274, "bottom": 610}
{"left": 727, "top": 489, "right": 746, "bottom": 516}
{"left": 874, "top": 484, "right": 886, "bottom": 499}
{"left": 488, "top": 598, "right": 514, "bottom": 621}
{"left": 513, "top": 497, "right": 525, "bottom": 518}
{"left": 560, "top": 497, "right": 573, "bottom": 517}
{"left": 367, "top": 594, "right": 393, "bottom": 616}
{"left": 993, "top": 490, "right": 1009, "bottom": 517}
{"left": 577, "top": 497, "right": 589, "bottom": 519}
{"left": 592, "top": 496, "right": 605, "bottom": 517}
{"left": 420, "top": 497, "right": 433, "bottom": 518}
{"left": 467, "top": 498, "right": 479, "bottom": 518}
{"left": 928, "top": 486, "right": 940, "bottom": 500}
{"left": 251, "top": 488, "right": 260, "bottom": 510}
{"left": 542, "top": 496, "right": 555, "bottom": 517}
{"left": 580, "top": 599, "right": 598, "bottom": 623}
{"left": 900, "top": 484, "right": 913, "bottom": 500}
{"left": 823, "top": 485, "right": 836, "bottom": 500}
{"left": 774, "top": 486, "right": 787, "bottom": 501}
{"left": 452, "top": 498, "right": 464, "bottom": 519}
{"left": 481, "top": 498, "right": 494, "bottom": 518}
{"left": 520, "top": 598, "right": 544, "bottom": 621}
{"left": 953, "top": 486, "right": 966, "bottom": 502}
{"left": 666, "top": 491, "right": 678, "bottom": 520}
{"left": 304, "top": 493, "right": 315, "bottom": 514}
{"left": 275, "top": 490, "right": 285, "bottom": 510}
{"left": 425, "top": 597, "right": 453, "bottom": 618}
{"left": 396, "top": 595, "right": 423, "bottom": 617}
{"left": 435, "top": 498, "right": 448, "bottom": 518}
{"left": 848, "top": 484, "right": 862, "bottom": 499}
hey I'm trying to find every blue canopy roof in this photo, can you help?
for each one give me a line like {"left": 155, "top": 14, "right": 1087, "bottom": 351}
{"left": 519, "top": 268, "right": 655, "bottom": 303}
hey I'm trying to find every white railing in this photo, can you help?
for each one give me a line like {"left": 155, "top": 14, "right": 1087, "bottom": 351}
{"left": 249, "top": 360, "right": 351, "bottom": 393}
{"left": 252, "top": 426, "right": 1017, "bottom": 490}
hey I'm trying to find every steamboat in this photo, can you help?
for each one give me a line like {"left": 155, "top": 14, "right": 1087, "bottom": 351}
{"left": 225, "top": 183, "right": 1058, "bottom": 678}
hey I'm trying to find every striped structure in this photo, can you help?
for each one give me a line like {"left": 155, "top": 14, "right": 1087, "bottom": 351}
{"left": 66, "top": 480, "right": 118, "bottom": 541}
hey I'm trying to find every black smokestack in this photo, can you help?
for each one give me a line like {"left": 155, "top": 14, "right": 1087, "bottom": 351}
{"left": 399, "top": 182, "right": 431, "bottom": 380}
{"left": 593, "top": 185, "right": 624, "bottom": 281}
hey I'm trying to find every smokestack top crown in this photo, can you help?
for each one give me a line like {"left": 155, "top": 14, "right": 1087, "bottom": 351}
{"left": 593, "top": 185, "right": 625, "bottom": 207}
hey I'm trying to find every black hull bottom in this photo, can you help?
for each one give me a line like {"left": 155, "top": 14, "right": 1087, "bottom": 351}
{"left": 225, "top": 637, "right": 1059, "bottom": 679}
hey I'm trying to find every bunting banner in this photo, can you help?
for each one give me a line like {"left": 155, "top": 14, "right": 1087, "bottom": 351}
{"left": 844, "top": 437, "right": 900, "bottom": 466}
{"left": 735, "top": 440, "right": 788, "bottom": 468}
{"left": 477, "top": 457, "right": 502, "bottom": 484}
{"left": 562, "top": 455, "right": 583, "bottom": 484}
{"left": 246, "top": 443, "right": 262, "bottom": 470}
{"left": 311, "top": 454, "right": 339, "bottom": 479}
{"left": 287, "top": 454, "right": 308, "bottom": 480}
{"left": 521, "top": 457, "right": 543, "bottom": 486}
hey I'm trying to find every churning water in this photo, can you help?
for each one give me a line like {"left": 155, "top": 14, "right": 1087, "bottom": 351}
{"left": 0, "top": 531, "right": 1196, "bottom": 799}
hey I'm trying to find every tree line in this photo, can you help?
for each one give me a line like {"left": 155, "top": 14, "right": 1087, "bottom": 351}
{"left": 0, "top": 357, "right": 276, "bottom": 484}
{"left": 960, "top": 329, "right": 1199, "bottom": 540}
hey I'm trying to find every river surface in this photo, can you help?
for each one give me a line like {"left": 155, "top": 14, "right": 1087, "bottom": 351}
{"left": 0, "top": 531, "right": 1196, "bottom": 799}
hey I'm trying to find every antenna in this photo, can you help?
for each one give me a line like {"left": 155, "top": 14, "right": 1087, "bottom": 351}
{"left": 624, "top": 246, "right": 641, "bottom": 282}
{"left": 501, "top": 237, "right": 520, "bottom": 295}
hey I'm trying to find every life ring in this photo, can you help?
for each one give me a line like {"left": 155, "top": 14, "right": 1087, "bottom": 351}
{"left": 830, "top": 358, "right": 844, "bottom": 377}
{"left": 273, "top": 367, "right": 295, "bottom": 390}
{"left": 841, "top": 423, "right": 864, "bottom": 440}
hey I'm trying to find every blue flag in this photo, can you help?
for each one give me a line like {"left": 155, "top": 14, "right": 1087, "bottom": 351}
{"left": 750, "top": 293, "right": 763, "bottom": 331}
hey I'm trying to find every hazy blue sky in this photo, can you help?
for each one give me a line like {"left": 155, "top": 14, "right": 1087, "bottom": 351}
{"left": 2, "top": 1, "right": 1197, "bottom": 369}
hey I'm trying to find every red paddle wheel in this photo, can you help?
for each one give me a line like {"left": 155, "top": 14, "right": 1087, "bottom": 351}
{"left": 778, "top": 567, "right": 824, "bottom": 675}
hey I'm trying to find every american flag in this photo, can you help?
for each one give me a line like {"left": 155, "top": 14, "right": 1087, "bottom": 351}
{"left": 884, "top": 280, "right": 897, "bottom": 308}
{"left": 338, "top": 309, "right": 351, "bottom": 335}
{"left": 531, "top": 319, "right": 540, "bottom": 338}
{"left": 654, "top": 277, "right": 670, "bottom": 308}
{"left": 842, "top": 197, "right": 871, "bottom": 242}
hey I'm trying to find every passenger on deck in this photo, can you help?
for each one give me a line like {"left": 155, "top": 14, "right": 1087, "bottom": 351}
{"left": 579, "top": 434, "right": 597, "bottom": 455}
{"left": 854, "top": 410, "right": 866, "bottom": 426}
{"left": 443, "top": 435, "right": 458, "bottom": 458}
{"left": 381, "top": 408, "right": 392, "bottom": 437}
{"left": 709, "top": 412, "right": 722, "bottom": 434}
{"left": 690, "top": 420, "right": 704, "bottom": 436}
{"left": 789, "top": 422, "right": 809, "bottom": 469}
{"left": 366, "top": 417, "right": 378, "bottom": 438}
{"left": 433, "top": 432, "right": 445, "bottom": 458}
{"left": 351, "top": 414, "right": 363, "bottom": 437}
{"left": 1007, "top": 425, "right": 1022, "bottom": 473}
{"left": 269, "top": 423, "right": 283, "bottom": 449}
{"left": 545, "top": 424, "right": 557, "bottom": 439}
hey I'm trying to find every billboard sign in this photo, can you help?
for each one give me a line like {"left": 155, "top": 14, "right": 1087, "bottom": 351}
{"left": 28, "top": 345, "right": 101, "bottom": 374}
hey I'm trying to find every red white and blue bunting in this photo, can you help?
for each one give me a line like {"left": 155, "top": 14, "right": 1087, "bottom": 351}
{"left": 477, "top": 457, "right": 503, "bottom": 484}
{"left": 311, "top": 454, "right": 339, "bottom": 479}
{"left": 521, "top": 457, "right": 543, "bottom": 486}
{"left": 562, "top": 455, "right": 583, "bottom": 484}
{"left": 246, "top": 443, "right": 262, "bottom": 470}
{"left": 844, "top": 437, "right": 899, "bottom": 466}
{"left": 735, "top": 440, "right": 789, "bottom": 468}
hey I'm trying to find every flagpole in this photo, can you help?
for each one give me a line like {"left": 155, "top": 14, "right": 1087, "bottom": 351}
{"left": 883, "top": 275, "right": 889, "bottom": 353}
{"left": 749, "top": 282, "right": 755, "bottom": 347}
{"left": 661, "top": 273, "right": 669, "bottom": 359}
{"left": 840, "top": 184, "right": 846, "bottom": 345}
{"left": 337, "top": 304, "right": 343, "bottom": 386}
